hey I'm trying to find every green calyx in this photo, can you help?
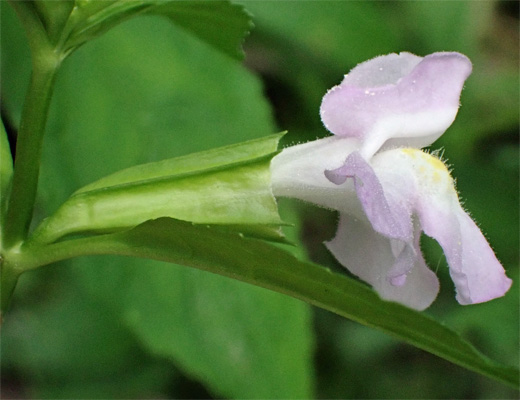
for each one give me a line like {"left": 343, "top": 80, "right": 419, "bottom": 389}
{"left": 30, "top": 133, "right": 286, "bottom": 246}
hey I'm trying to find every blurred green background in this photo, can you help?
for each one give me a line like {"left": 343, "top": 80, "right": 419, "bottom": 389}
{"left": 1, "top": 1, "right": 518, "bottom": 398}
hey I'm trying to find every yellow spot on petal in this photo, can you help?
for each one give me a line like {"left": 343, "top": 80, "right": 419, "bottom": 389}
{"left": 400, "top": 148, "right": 455, "bottom": 192}
{"left": 401, "top": 148, "right": 448, "bottom": 173}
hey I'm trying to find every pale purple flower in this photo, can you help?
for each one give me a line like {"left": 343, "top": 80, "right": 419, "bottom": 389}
{"left": 271, "top": 52, "right": 512, "bottom": 310}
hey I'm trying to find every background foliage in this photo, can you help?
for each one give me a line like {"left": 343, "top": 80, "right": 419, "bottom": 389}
{"left": 1, "top": 1, "right": 518, "bottom": 398}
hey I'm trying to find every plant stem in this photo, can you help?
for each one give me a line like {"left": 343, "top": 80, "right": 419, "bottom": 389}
{"left": 1, "top": 4, "right": 61, "bottom": 311}
{"left": 3, "top": 54, "right": 59, "bottom": 249}
{"left": 0, "top": 60, "right": 58, "bottom": 314}
{"left": 3, "top": 1, "right": 62, "bottom": 250}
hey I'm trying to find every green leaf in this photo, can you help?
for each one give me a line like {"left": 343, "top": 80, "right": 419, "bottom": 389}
{"left": 101, "top": 258, "right": 313, "bottom": 399}
{"left": 58, "top": 0, "right": 251, "bottom": 59}
{"left": 149, "top": 1, "right": 253, "bottom": 60}
{"left": 31, "top": 134, "right": 284, "bottom": 244}
{"left": 68, "top": 217, "right": 518, "bottom": 389}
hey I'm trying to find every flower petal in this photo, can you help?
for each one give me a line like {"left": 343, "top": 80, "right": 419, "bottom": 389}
{"left": 341, "top": 52, "right": 422, "bottom": 88}
{"left": 271, "top": 136, "right": 365, "bottom": 219}
{"left": 386, "top": 148, "right": 513, "bottom": 305}
{"left": 326, "top": 215, "right": 440, "bottom": 310}
{"left": 320, "top": 52, "right": 472, "bottom": 158}
{"left": 325, "top": 151, "right": 412, "bottom": 240}
{"left": 418, "top": 195, "right": 513, "bottom": 305}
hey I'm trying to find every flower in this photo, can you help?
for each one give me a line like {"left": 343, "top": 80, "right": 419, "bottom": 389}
{"left": 271, "top": 52, "right": 512, "bottom": 310}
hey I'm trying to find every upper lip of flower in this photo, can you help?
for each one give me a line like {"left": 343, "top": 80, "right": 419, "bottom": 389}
{"left": 320, "top": 51, "right": 473, "bottom": 159}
